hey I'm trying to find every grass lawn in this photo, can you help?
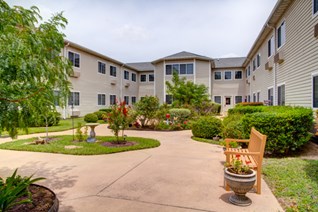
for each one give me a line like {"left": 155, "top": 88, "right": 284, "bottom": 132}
{"left": 191, "top": 136, "right": 222, "bottom": 145}
{"left": 263, "top": 158, "right": 318, "bottom": 212}
{"left": 1, "top": 118, "right": 87, "bottom": 136}
{"left": 0, "top": 135, "right": 160, "bottom": 155}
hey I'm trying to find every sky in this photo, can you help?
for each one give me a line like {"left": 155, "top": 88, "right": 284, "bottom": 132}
{"left": 6, "top": 0, "right": 278, "bottom": 63}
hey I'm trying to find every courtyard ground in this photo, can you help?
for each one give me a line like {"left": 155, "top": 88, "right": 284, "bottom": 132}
{"left": 0, "top": 125, "right": 283, "bottom": 212}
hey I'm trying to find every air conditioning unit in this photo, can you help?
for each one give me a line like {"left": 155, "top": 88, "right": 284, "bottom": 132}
{"left": 70, "top": 70, "right": 80, "bottom": 78}
{"left": 110, "top": 80, "right": 116, "bottom": 85}
{"left": 253, "top": 75, "right": 256, "bottom": 81}
{"left": 71, "top": 110, "right": 80, "bottom": 117}
{"left": 315, "top": 23, "right": 318, "bottom": 38}
{"left": 125, "top": 82, "right": 130, "bottom": 87}
{"left": 265, "top": 60, "right": 273, "bottom": 71}
{"left": 274, "top": 50, "right": 285, "bottom": 64}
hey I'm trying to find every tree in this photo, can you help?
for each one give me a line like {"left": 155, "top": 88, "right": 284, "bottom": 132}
{"left": 0, "top": 1, "right": 72, "bottom": 138}
{"left": 134, "top": 96, "right": 159, "bottom": 127}
{"left": 166, "top": 72, "right": 209, "bottom": 106}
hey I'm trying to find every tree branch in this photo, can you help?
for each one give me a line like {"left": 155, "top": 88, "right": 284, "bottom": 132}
{"left": 0, "top": 87, "right": 45, "bottom": 103}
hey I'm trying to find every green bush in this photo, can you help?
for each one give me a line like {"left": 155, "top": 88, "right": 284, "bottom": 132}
{"left": 134, "top": 96, "right": 160, "bottom": 127}
{"left": 228, "top": 106, "right": 265, "bottom": 115}
{"left": 193, "top": 101, "right": 221, "bottom": 116}
{"left": 84, "top": 113, "right": 98, "bottom": 123}
{"left": 237, "top": 102, "right": 264, "bottom": 106}
{"left": 30, "top": 111, "right": 61, "bottom": 127}
{"left": 241, "top": 107, "right": 313, "bottom": 155}
{"left": 94, "top": 111, "right": 107, "bottom": 120}
{"left": 222, "top": 114, "right": 246, "bottom": 139}
{"left": 191, "top": 116, "right": 223, "bottom": 139}
{"left": 169, "top": 108, "right": 191, "bottom": 123}
{"left": 99, "top": 108, "right": 112, "bottom": 113}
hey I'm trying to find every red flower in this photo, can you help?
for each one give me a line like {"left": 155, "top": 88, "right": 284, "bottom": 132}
{"left": 235, "top": 154, "right": 240, "bottom": 158}
{"left": 246, "top": 161, "right": 251, "bottom": 164}
{"left": 123, "top": 107, "right": 128, "bottom": 116}
{"left": 183, "top": 121, "right": 188, "bottom": 125}
{"left": 166, "top": 114, "right": 170, "bottom": 119}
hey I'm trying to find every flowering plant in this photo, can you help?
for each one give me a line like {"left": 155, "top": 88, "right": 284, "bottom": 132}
{"left": 107, "top": 100, "right": 130, "bottom": 143}
{"left": 225, "top": 154, "right": 252, "bottom": 175}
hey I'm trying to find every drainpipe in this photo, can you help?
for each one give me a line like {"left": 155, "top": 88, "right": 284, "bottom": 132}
{"left": 267, "top": 24, "right": 277, "bottom": 105}
{"left": 64, "top": 42, "right": 70, "bottom": 119}
{"left": 120, "top": 64, "right": 125, "bottom": 102}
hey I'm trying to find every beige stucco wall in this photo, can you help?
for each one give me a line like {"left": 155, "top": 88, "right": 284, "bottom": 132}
{"left": 138, "top": 71, "right": 155, "bottom": 98}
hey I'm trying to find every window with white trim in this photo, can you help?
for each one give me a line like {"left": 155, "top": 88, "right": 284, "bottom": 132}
{"left": 68, "top": 51, "right": 80, "bottom": 68}
{"left": 278, "top": 84, "right": 285, "bottom": 105}
{"left": 314, "top": 0, "right": 318, "bottom": 14}
{"left": 110, "top": 95, "right": 116, "bottom": 105}
{"left": 165, "top": 64, "right": 193, "bottom": 75}
{"left": 277, "top": 21, "right": 286, "bottom": 48}
{"left": 166, "top": 95, "right": 173, "bottom": 104}
{"left": 248, "top": 95, "right": 251, "bottom": 102}
{"left": 224, "top": 71, "right": 232, "bottom": 80}
{"left": 257, "top": 54, "right": 261, "bottom": 68}
{"left": 98, "top": 94, "right": 106, "bottom": 106}
{"left": 268, "top": 88, "right": 273, "bottom": 106}
{"left": 235, "top": 96, "right": 242, "bottom": 104}
{"left": 313, "top": 75, "right": 318, "bottom": 107}
{"left": 124, "top": 96, "right": 129, "bottom": 105}
{"left": 98, "top": 62, "right": 106, "bottom": 74}
{"left": 257, "top": 92, "right": 260, "bottom": 102}
{"left": 235, "top": 71, "right": 242, "bottom": 79}
{"left": 214, "top": 96, "right": 221, "bottom": 104}
{"left": 110, "top": 66, "right": 116, "bottom": 77}
{"left": 68, "top": 92, "right": 80, "bottom": 106}
{"left": 247, "top": 66, "right": 250, "bottom": 76}
{"left": 268, "top": 36, "right": 274, "bottom": 57}
{"left": 214, "top": 71, "right": 222, "bottom": 80}
{"left": 132, "top": 73, "right": 136, "bottom": 82}
{"left": 253, "top": 59, "right": 256, "bottom": 71}
{"left": 124, "top": 70, "right": 129, "bottom": 80}
{"left": 140, "top": 74, "right": 147, "bottom": 82}
{"left": 253, "top": 93, "right": 256, "bottom": 102}
{"left": 131, "top": 96, "right": 137, "bottom": 104}
{"left": 149, "top": 74, "right": 154, "bottom": 82}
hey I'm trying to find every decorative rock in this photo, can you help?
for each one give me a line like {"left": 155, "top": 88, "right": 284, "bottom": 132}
{"left": 64, "top": 145, "right": 83, "bottom": 149}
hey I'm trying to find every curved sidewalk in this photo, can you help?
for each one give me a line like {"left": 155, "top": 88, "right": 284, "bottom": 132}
{"left": 0, "top": 125, "right": 283, "bottom": 212}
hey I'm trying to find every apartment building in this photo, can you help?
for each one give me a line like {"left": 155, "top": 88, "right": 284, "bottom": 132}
{"left": 60, "top": 0, "right": 318, "bottom": 117}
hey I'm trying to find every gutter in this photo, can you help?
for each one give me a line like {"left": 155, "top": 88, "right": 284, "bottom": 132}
{"left": 267, "top": 24, "right": 277, "bottom": 106}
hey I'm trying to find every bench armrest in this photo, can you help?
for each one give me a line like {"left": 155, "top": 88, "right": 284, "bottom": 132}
{"left": 224, "top": 151, "right": 261, "bottom": 156}
{"left": 225, "top": 138, "right": 250, "bottom": 148}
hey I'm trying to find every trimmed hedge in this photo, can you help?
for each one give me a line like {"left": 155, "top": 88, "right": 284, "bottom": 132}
{"left": 84, "top": 113, "right": 98, "bottom": 123}
{"left": 30, "top": 112, "right": 61, "bottom": 127}
{"left": 228, "top": 106, "right": 265, "bottom": 115}
{"left": 94, "top": 111, "right": 107, "bottom": 120}
{"left": 169, "top": 108, "right": 191, "bottom": 123}
{"left": 236, "top": 107, "right": 313, "bottom": 155}
{"left": 192, "top": 116, "right": 223, "bottom": 139}
{"left": 99, "top": 108, "right": 112, "bottom": 113}
{"left": 237, "top": 102, "right": 264, "bottom": 106}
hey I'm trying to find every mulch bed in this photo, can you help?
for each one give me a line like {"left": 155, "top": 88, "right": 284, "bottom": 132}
{"left": 8, "top": 184, "right": 56, "bottom": 212}
{"left": 101, "top": 141, "right": 137, "bottom": 147}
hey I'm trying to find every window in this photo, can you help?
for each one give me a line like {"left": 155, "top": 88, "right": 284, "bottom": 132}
{"left": 313, "top": 75, "right": 318, "bottom": 107}
{"left": 253, "top": 93, "right": 256, "bottom": 102}
{"left": 54, "top": 90, "right": 60, "bottom": 106}
{"left": 166, "top": 65, "right": 172, "bottom": 75}
{"left": 68, "top": 92, "right": 80, "bottom": 106}
{"left": 224, "top": 71, "right": 232, "bottom": 80}
{"left": 277, "top": 21, "right": 286, "bottom": 48}
{"left": 110, "top": 66, "right": 116, "bottom": 77}
{"left": 132, "top": 73, "right": 136, "bottom": 82}
{"left": 253, "top": 59, "right": 256, "bottom": 71}
{"left": 214, "top": 96, "right": 221, "bottom": 104}
{"left": 268, "top": 36, "right": 274, "bottom": 57}
{"left": 214, "top": 71, "right": 222, "bottom": 80}
{"left": 248, "top": 95, "right": 251, "bottom": 102}
{"left": 268, "top": 88, "right": 273, "bottom": 106}
{"left": 247, "top": 66, "right": 250, "bottom": 77}
{"left": 124, "top": 70, "right": 129, "bottom": 80}
{"left": 166, "top": 64, "right": 193, "bottom": 75}
{"left": 257, "top": 92, "right": 260, "bottom": 102}
{"left": 225, "top": 97, "right": 231, "bottom": 105}
{"left": 98, "top": 62, "right": 106, "bottom": 74}
{"left": 149, "top": 74, "right": 154, "bottom": 82}
{"left": 140, "top": 74, "right": 147, "bottom": 82}
{"left": 257, "top": 54, "right": 261, "bottom": 68}
{"left": 131, "top": 96, "right": 137, "bottom": 104}
{"left": 235, "top": 71, "right": 242, "bottom": 79}
{"left": 314, "top": 0, "right": 318, "bottom": 14}
{"left": 235, "top": 96, "right": 242, "bottom": 104}
{"left": 110, "top": 95, "right": 116, "bottom": 105}
{"left": 98, "top": 94, "right": 106, "bottom": 106}
{"left": 278, "top": 84, "right": 285, "bottom": 105}
{"left": 166, "top": 95, "right": 173, "bottom": 104}
{"left": 68, "top": 51, "right": 80, "bottom": 68}
{"left": 124, "top": 96, "right": 129, "bottom": 105}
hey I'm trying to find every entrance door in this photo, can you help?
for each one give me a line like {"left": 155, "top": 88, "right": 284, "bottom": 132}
{"left": 224, "top": 96, "right": 233, "bottom": 112}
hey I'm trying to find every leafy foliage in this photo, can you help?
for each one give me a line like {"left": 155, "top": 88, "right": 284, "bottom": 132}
{"left": 94, "top": 111, "right": 107, "bottom": 120}
{"left": 134, "top": 96, "right": 160, "bottom": 127}
{"left": 166, "top": 72, "right": 209, "bottom": 107}
{"left": 84, "top": 113, "right": 98, "bottom": 123}
{"left": 192, "top": 101, "right": 221, "bottom": 116}
{"left": 0, "top": 169, "right": 44, "bottom": 212}
{"left": 192, "top": 116, "right": 223, "bottom": 138}
{"left": 29, "top": 112, "right": 61, "bottom": 127}
{"left": 0, "top": 1, "right": 72, "bottom": 138}
{"left": 168, "top": 108, "right": 191, "bottom": 123}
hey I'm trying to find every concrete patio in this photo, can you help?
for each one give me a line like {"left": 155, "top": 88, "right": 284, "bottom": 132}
{"left": 0, "top": 125, "right": 283, "bottom": 212}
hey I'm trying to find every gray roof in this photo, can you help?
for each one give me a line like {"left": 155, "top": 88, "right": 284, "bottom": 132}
{"left": 126, "top": 62, "right": 154, "bottom": 71}
{"left": 152, "top": 51, "right": 213, "bottom": 64}
{"left": 214, "top": 57, "right": 246, "bottom": 68}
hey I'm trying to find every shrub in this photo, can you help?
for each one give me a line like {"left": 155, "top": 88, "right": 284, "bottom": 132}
{"left": 154, "top": 121, "right": 171, "bottom": 130}
{"left": 94, "top": 111, "right": 107, "bottom": 120}
{"left": 241, "top": 107, "right": 313, "bottom": 155}
{"left": 29, "top": 111, "right": 61, "bottom": 127}
{"left": 193, "top": 101, "right": 221, "bottom": 115}
{"left": 191, "top": 116, "right": 223, "bottom": 139}
{"left": 169, "top": 108, "right": 191, "bottom": 123}
{"left": 84, "top": 113, "right": 98, "bottom": 123}
{"left": 99, "top": 108, "right": 112, "bottom": 113}
{"left": 237, "top": 102, "right": 264, "bottom": 106}
{"left": 154, "top": 104, "right": 170, "bottom": 122}
{"left": 228, "top": 106, "right": 265, "bottom": 115}
{"left": 222, "top": 114, "right": 246, "bottom": 139}
{"left": 134, "top": 96, "right": 160, "bottom": 127}
{"left": 75, "top": 123, "right": 88, "bottom": 141}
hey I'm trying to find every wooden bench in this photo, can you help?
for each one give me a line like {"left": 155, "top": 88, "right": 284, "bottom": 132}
{"left": 224, "top": 127, "right": 267, "bottom": 194}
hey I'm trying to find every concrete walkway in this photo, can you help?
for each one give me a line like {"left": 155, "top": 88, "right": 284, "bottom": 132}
{"left": 0, "top": 125, "right": 283, "bottom": 212}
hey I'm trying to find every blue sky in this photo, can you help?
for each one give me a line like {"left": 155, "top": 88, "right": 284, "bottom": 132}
{"left": 7, "top": 0, "right": 277, "bottom": 62}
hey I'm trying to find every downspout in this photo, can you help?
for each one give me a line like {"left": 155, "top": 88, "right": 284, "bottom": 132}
{"left": 64, "top": 42, "right": 70, "bottom": 119}
{"left": 120, "top": 64, "right": 125, "bottom": 102}
{"left": 267, "top": 23, "right": 277, "bottom": 105}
